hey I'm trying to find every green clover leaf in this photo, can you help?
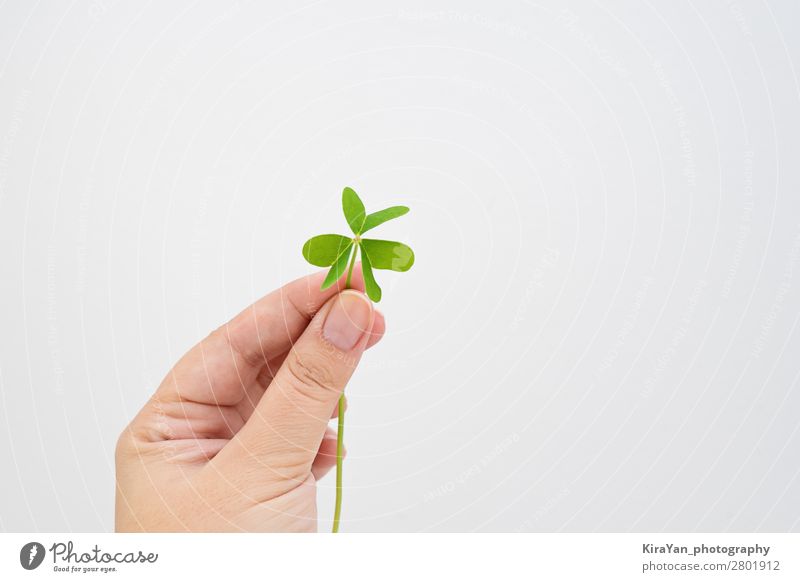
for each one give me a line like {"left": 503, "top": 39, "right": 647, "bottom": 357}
{"left": 361, "top": 205, "right": 409, "bottom": 232}
{"left": 301, "top": 234, "right": 352, "bottom": 267}
{"left": 342, "top": 186, "right": 366, "bottom": 234}
{"left": 301, "top": 186, "right": 415, "bottom": 302}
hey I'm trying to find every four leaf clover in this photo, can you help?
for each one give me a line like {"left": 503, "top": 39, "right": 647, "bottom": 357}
{"left": 302, "top": 187, "right": 415, "bottom": 302}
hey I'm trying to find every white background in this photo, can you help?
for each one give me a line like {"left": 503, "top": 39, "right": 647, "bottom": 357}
{"left": 0, "top": 0, "right": 799, "bottom": 532}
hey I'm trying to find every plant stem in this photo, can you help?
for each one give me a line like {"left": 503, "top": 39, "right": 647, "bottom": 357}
{"left": 333, "top": 243, "right": 357, "bottom": 533}
{"left": 332, "top": 393, "right": 345, "bottom": 533}
{"left": 344, "top": 241, "right": 357, "bottom": 288}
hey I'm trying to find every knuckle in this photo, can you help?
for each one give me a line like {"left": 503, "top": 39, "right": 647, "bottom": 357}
{"left": 210, "top": 324, "right": 265, "bottom": 369}
{"left": 285, "top": 353, "right": 341, "bottom": 402}
{"left": 266, "top": 451, "right": 309, "bottom": 483}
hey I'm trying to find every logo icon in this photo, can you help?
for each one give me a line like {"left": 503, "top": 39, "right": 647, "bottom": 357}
{"left": 20, "top": 542, "right": 45, "bottom": 570}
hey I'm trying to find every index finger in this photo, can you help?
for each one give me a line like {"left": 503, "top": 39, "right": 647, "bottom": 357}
{"left": 159, "top": 265, "right": 368, "bottom": 406}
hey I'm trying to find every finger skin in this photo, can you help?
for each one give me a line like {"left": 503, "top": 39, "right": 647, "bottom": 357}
{"left": 125, "top": 280, "right": 383, "bottom": 448}
{"left": 212, "top": 290, "right": 373, "bottom": 496}
{"left": 223, "top": 266, "right": 368, "bottom": 365}
{"left": 116, "top": 273, "right": 384, "bottom": 533}
{"left": 159, "top": 265, "right": 370, "bottom": 406}
{"left": 311, "top": 427, "right": 344, "bottom": 480}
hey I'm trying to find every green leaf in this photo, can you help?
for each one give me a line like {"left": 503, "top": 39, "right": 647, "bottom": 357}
{"left": 361, "top": 206, "right": 409, "bottom": 233}
{"left": 321, "top": 241, "right": 354, "bottom": 289}
{"left": 360, "top": 239, "right": 415, "bottom": 272}
{"left": 342, "top": 187, "right": 366, "bottom": 234}
{"left": 360, "top": 248, "right": 382, "bottom": 302}
{"left": 302, "top": 234, "right": 352, "bottom": 267}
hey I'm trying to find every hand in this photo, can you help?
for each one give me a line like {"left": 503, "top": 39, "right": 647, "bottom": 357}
{"left": 115, "top": 269, "right": 383, "bottom": 532}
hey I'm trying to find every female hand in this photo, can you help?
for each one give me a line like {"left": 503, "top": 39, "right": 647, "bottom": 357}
{"left": 115, "top": 269, "right": 383, "bottom": 531}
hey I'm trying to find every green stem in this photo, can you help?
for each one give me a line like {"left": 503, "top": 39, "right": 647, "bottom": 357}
{"left": 344, "top": 241, "right": 357, "bottom": 288}
{"left": 333, "top": 242, "right": 357, "bottom": 533}
{"left": 332, "top": 393, "right": 345, "bottom": 533}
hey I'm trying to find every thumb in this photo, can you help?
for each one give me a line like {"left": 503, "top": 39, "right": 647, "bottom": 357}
{"left": 214, "top": 290, "right": 374, "bottom": 489}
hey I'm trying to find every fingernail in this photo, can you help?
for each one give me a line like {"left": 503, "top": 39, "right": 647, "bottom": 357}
{"left": 323, "top": 290, "right": 373, "bottom": 351}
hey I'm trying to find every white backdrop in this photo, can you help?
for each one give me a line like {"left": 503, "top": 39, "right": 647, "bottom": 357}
{"left": 0, "top": 0, "right": 799, "bottom": 532}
